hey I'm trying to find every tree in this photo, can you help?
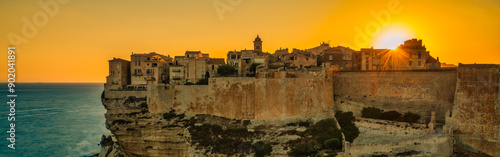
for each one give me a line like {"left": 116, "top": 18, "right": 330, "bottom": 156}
{"left": 335, "top": 111, "right": 359, "bottom": 143}
{"left": 217, "top": 64, "right": 236, "bottom": 76}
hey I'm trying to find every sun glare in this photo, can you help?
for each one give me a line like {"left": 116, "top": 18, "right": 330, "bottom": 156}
{"left": 373, "top": 24, "right": 416, "bottom": 50}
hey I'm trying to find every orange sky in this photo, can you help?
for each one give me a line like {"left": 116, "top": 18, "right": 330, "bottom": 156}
{"left": 1, "top": 0, "right": 499, "bottom": 83}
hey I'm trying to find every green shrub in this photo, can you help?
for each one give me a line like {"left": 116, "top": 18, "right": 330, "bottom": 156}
{"left": 324, "top": 138, "right": 342, "bottom": 150}
{"left": 362, "top": 107, "right": 382, "bottom": 119}
{"left": 298, "top": 121, "right": 310, "bottom": 127}
{"left": 380, "top": 110, "right": 402, "bottom": 121}
{"left": 196, "top": 78, "right": 208, "bottom": 85}
{"left": 188, "top": 123, "right": 254, "bottom": 155}
{"left": 288, "top": 140, "right": 321, "bottom": 156}
{"left": 286, "top": 122, "right": 297, "bottom": 126}
{"left": 402, "top": 112, "right": 421, "bottom": 123}
{"left": 252, "top": 141, "right": 272, "bottom": 157}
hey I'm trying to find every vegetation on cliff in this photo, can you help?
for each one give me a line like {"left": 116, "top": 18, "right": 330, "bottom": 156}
{"left": 188, "top": 123, "right": 254, "bottom": 155}
{"left": 288, "top": 111, "right": 359, "bottom": 156}
{"left": 252, "top": 141, "right": 273, "bottom": 157}
{"left": 361, "top": 107, "right": 421, "bottom": 123}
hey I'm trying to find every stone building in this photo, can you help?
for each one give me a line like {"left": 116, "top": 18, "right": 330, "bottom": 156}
{"left": 130, "top": 52, "right": 172, "bottom": 85}
{"left": 317, "top": 46, "right": 357, "bottom": 71}
{"left": 360, "top": 39, "right": 441, "bottom": 71}
{"left": 171, "top": 51, "right": 210, "bottom": 84}
{"left": 274, "top": 48, "right": 289, "bottom": 57}
{"left": 307, "top": 42, "right": 331, "bottom": 55}
{"left": 285, "top": 49, "right": 317, "bottom": 68}
{"left": 207, "top": 58, "right": 225, "bottom": 77}
{"left": 253, "top": 35, "right": 263, "bottom": 52}
{"left": 226, "top": 35, "right": 271, "bottom": 76}
{"left": 105, "top": 58, "right": 131, "bottom": 90}
{"left": 169, "top": 65, "right": 185, "bottom": 85}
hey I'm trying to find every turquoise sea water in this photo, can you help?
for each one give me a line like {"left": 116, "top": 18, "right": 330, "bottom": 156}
{"left": 0, "top": 83, "right": 110, "bottom": 157}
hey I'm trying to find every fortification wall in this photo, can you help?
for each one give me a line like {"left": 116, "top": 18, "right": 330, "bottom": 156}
{"left": 447, "top": 64, "right": 500, "bottom": 156}
{"left": 333, "top": 70, "right": 457, "bottom": 122}
{"left": 169, "top": 76, "right": 334, "bottom": 120}
{"left": 105, "top": 91, "right": 147, "bottom": 99}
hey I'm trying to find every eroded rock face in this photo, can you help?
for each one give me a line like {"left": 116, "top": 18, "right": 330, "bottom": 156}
{"left": 102, "top": 96, "right": 189, "bottom": 157}
{"left": 102, "top": 94, "right": 331, "bottom": 156}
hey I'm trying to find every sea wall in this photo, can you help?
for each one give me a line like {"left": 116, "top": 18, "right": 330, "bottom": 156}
{"left": 333, "top": 70, "right": 457, "bottom": 122}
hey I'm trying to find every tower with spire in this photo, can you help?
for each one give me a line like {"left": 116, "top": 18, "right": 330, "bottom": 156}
{"left": 253, "top": 35, "right": 262, "bottom": 52}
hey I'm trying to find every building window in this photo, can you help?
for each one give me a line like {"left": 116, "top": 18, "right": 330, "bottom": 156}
{"left": 202, "top": 67, "right": 204, "bottom": 72}
{"left": 409, "top": 61, "right": 412, "bottom": 66}
{"left": 138, "top": 56, "right": 141, "bottom": 66}
{"left": 212, "top": 65, "right": 215, "bottom": 70}
{"left": 202, "top": 60, "right": 204, "bottom": 64}
{"left": 365, "top": 57, "right": 369, "bottom": 70}
{"left": 418, "top": 52, "right": 421, "bottom": 59}
{"left": 418, "top": 61, "right": 421, "bottom": 66}
{"left": 147, "top": 69, "right": 154, "bottom": 74}
{"left": 329, "top": 55, "right": 333, "bottom": 61}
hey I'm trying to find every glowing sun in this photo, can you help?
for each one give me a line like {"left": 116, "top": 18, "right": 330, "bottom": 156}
{"left": 373, "top": 24, "right": 416, "bottom": 50}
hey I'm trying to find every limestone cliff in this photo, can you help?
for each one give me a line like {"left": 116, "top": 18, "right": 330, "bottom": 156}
{"left": 101, "top": 67, "right": 500, "bottom": 156}
{"left": 101, "top": 94, "right": 337, "bottom": 156}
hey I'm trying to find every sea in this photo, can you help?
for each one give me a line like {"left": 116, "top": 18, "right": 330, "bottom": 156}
{"left": 0, "top": 83, "right": 110, "bottom": 157}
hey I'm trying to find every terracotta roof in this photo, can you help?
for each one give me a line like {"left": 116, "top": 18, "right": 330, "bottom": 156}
{"left": 208, "top": 58, "right": 225, "bottom": 65}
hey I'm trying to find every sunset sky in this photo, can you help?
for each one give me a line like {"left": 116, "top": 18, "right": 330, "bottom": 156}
{"left": 1, "top": 0, "right": 499, "bottom": 83}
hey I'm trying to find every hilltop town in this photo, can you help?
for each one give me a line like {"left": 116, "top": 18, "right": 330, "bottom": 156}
{"left": 101, "top": 36, "right": 499, "bottom": 157}
{"left": 105, "top": 36, "right": 442, "bottom": 90}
